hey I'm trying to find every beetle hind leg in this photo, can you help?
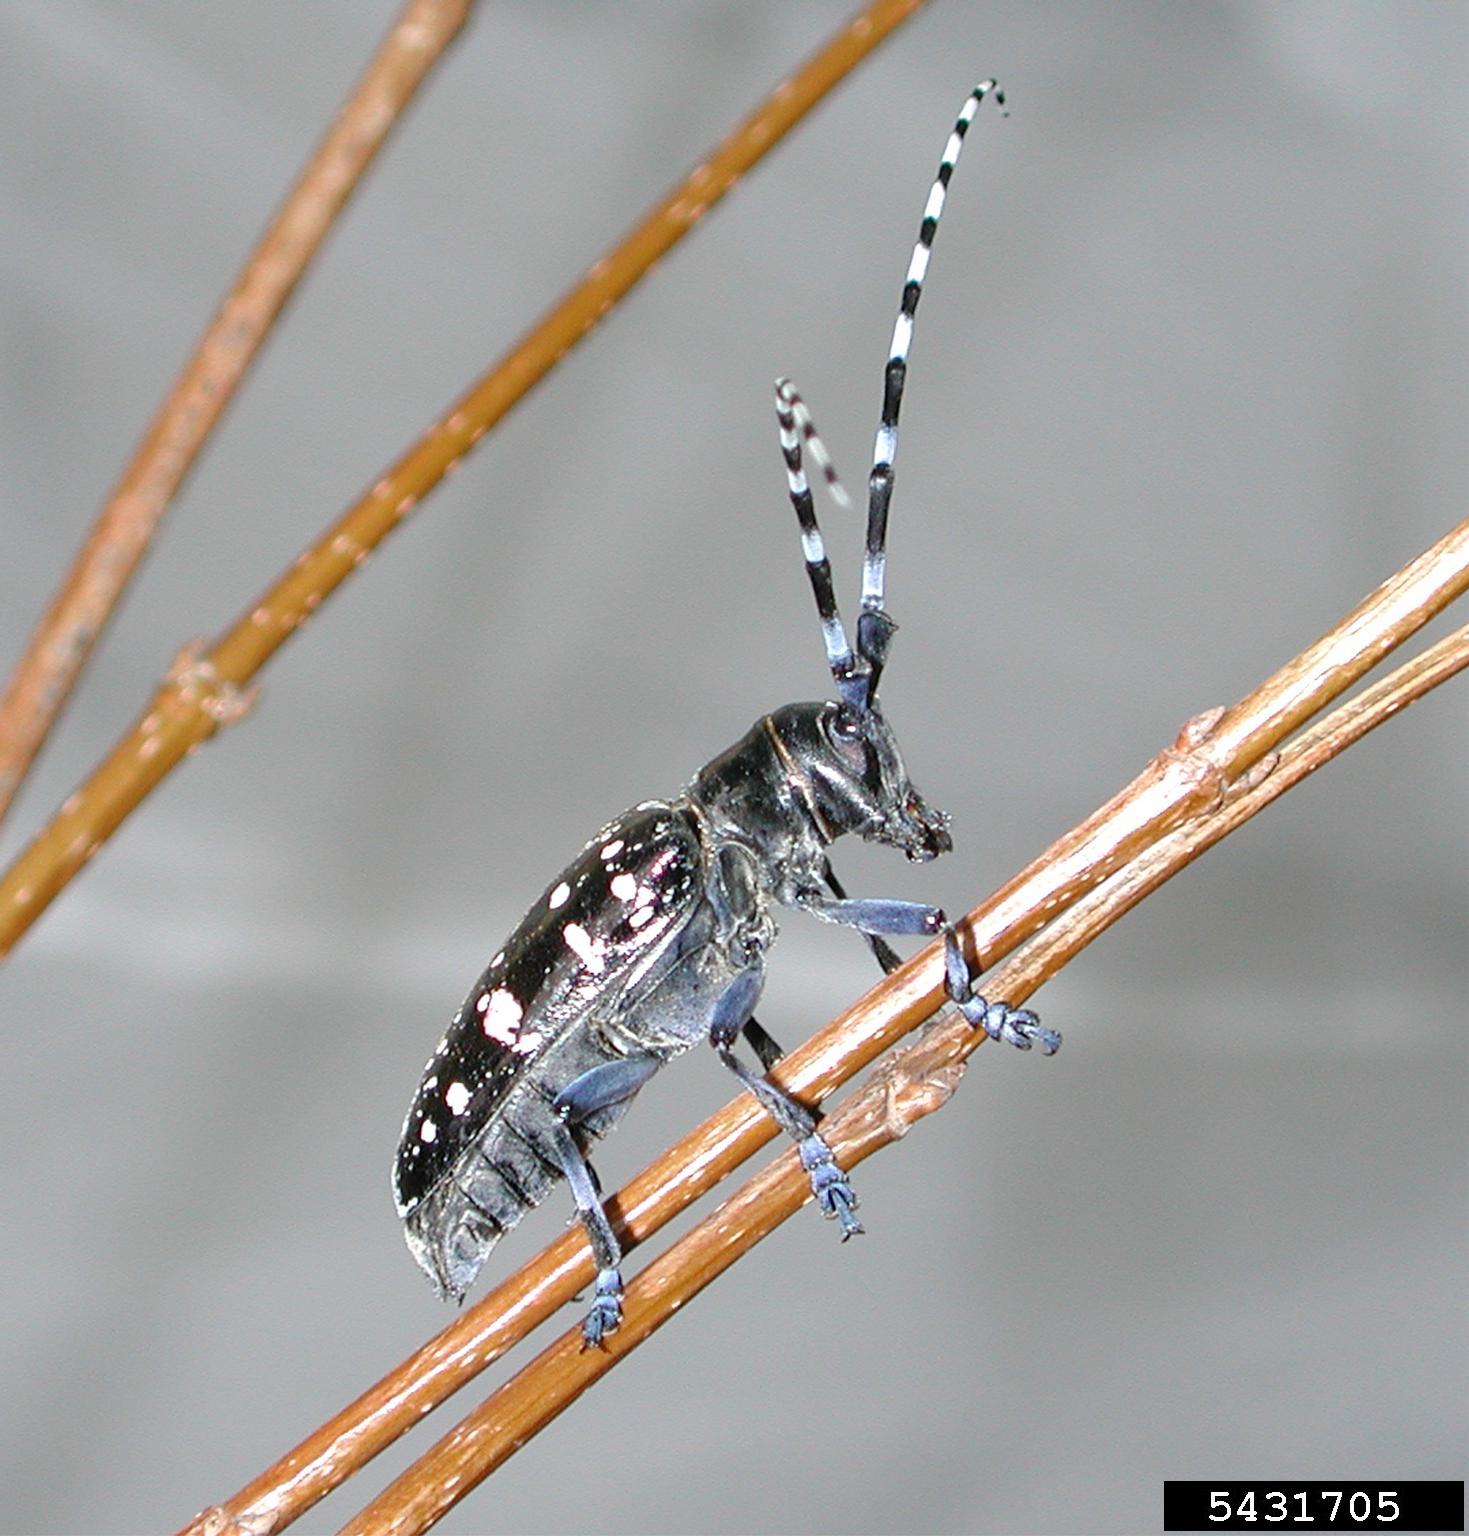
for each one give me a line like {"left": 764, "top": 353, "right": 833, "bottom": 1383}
{"left": 548, "top": 1054, "right": 661, "bottom": 1348}
{"left": 548, "top": 1121, "right": 626, "bottom": 1348}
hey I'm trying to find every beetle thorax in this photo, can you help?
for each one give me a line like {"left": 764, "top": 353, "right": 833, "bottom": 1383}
{"left": 686, "top": 700, "right": 953, "bottom": 899}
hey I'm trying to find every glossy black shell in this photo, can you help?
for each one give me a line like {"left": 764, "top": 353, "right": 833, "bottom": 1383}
{"left": 392, "top": 802, "right": 702, "bottom": 1219}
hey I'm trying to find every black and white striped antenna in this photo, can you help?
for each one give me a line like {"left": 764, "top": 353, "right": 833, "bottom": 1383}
{"left": 775, "top": 80, "right": 1006, "bottom": 709}
{"left": 859, "top": 79, "right": 1006, "bottom": 694}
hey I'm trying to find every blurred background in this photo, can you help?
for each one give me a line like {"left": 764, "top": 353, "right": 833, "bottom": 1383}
{"left": 0, "top": 4, "right": 1463, "bottom": 1532}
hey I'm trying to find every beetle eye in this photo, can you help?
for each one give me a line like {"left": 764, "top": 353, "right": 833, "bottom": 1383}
{"left": 828, "top": 706, "right": 863, "bottom": 742}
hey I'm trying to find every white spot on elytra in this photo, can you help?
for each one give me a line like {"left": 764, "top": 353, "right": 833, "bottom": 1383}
{"left": 491, "top": 951, "right": 504, "bottom": 968}
{"left": 423, "top": 1076, "right": 437, "bottom": 1090}
{"left": 629, "top": 905, "right": 655, "bottom": 929}
{"left": 562, "top": 922, "right": 605, "bottom": 972}
{"left": 599, "top": 839, "right": 624, "bottom": 862}
{"left": 609, "top": 872, "right": 637, "bottom": 901}
{"left": 445, "top": 1081, "right": 471, "bottom": 1116}
{"left": 513, "top": 1030, "right": 543, "bottom": 1055}
{"left": 482, "top": 988, "right": 523, "bottom": 1044}
{"left": 420, "top": 1118, "right": 438, "bottom": 1143}
{"left": 548, "top": 881, "right": 571, "bottom": 909}
{"left": 475, "top": 993, "right": 489, "bottom": 1013}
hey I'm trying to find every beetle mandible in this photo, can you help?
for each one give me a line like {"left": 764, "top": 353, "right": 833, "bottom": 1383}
{"left": 393, "top": 80, "right": 1059, "bottom": 1346}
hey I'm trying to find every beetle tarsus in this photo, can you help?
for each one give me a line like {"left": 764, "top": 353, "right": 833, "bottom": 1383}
{"left": 799, "top": 1133, "right": 863, "bottom": 1238}
{"left": 580, "top": 1266, "right": 624, "bottom": 1350}
{"left": 942, "top": 927, "right": 1061, "bottom": 1054}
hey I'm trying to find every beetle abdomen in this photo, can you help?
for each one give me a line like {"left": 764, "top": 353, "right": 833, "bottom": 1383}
{"left": 395, "top": 801, "right": 707, "bottom": 1300}
{"left": 403, "top": 1090, "right": 556, "bottom": 1301}
{"left": 404, "top": 1070, "right": 638, "bottom": 1302}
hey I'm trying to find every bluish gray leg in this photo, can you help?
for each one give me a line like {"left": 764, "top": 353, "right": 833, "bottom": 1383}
{"left": 552, "top": 1055, "right": 661, "bottom": 1123}
{"left": 551, "top": 1054, "right": 660, "bottom": 1347}
{"left": 943, "top": 928, "right": 1061, "bottom": 1054}
{"left": 800, "top": 886, "right": 1060, "bottom": 1054}
{"left": 709, "top": 967, "right": 862, "bottom": 1238}
{"left": 801, "top": 894, "right": 944, "bottom": 936}
{"left": 823, "top": 862, "right": 902, "bottom": 975}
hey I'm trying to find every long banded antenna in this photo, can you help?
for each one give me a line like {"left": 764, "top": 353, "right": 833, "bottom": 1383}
{"left": 860, "top": 79, "right": 1006, "bottom": 684}
{"left": 774, "top": 378, "right": 865, "bottom": 706}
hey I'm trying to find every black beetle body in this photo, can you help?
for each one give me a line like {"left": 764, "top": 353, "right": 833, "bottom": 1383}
{"left": 393, "top": 83, "right": 1058, "bottom": 1345}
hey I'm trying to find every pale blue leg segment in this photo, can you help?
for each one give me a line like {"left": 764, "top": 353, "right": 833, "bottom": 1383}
{"left": 552, "top": 1055, "right": 661, "bottom": 1122}
{"left": 943, "top": 928, "right": 1061, "bottom": 1054}
{"left": 709, "top": 966, "right": 862, "bottom": 1238}
{"left": 552, "top": 1054, "right": 661, "bottom": 1348}
{"left": 801, "top": 893, "right": 944, "bottom": 936}
{"left": 824, "top": 862, "right": 902, "bottom": 975}
{"left": 804, "top": 883, "right": 1061, "bottom": 1054}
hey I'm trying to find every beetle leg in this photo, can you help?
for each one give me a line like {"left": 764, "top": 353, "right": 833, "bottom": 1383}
{"left": 740, "top": 1016, "right": 785, "bottom": 1072}
{"left": 549, "top": 1055, "right": 660, "bottom": 1349}
{"left": 942, "top": 926, "right": 1062, "bottom": 1054}
{"left": 723, "top": 1027, "right": 864, "bottom": 1240}
{"left": 800, "top": 892, "right": 945, "bottom": 936}
{"left": 547, "top": 1121, "right": 627, "bottom": 1349}
{"left": 709, "top": 967, "right": 863, "bottom": 1239}
{"left": 824, "top": 861, "right": 902, "bottom": 974}
{"left": 798, "top": 1131, "right": 862, "bottom": 1239}
{"left": 552, "top": 1054, "right": 660, "bottom": 1122}
{"left": 801, "top": 887, "right": 1061, "bottom": 1055}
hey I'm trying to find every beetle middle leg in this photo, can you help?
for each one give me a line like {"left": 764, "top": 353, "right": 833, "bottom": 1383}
{"left": 551, "top": 1054, "right": 660, "bottom": 1347}
{"left": 709, "top": 966, "right": 863, "bottom": 1238}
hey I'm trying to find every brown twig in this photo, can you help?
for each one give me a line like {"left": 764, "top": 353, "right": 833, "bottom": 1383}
{"left": 179, "top": 522, "right": 1468, "bottom": 1535}
{"left": 345, "top": 621, "right": 1469, "bottom": 1536}
{"left": 0, "top": 0, "right": 929, "bottom": 962}
{"left": 0, "top": 0, "right": 478, "bottom": 829}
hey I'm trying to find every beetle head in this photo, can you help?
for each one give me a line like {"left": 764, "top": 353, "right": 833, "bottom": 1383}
{"left": 766, "top": 699, "right": 952, "bottom": 862}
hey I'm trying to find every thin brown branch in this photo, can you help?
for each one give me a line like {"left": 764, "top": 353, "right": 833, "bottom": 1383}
{"left": 967, "top": 515, "right": 1469, "bottom": 975}
{"left": 346, "top": 623, "right": 1469, "bottom": 1536}
{"left": 0, "top": 0, "right": 929, "bottom": 964}
{"left": 0, "top": 0, "right": 477, "bottom": 828}
{"left": 179, "top": 523, "right": 1468, "bottom": 1535}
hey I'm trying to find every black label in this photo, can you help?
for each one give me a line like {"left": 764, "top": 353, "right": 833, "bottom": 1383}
{"left": 1163, "top": 1482, "right": 1464, "bottom": 1532}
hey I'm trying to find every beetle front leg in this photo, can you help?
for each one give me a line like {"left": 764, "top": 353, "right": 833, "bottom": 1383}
{"left": 798, "top": 886, "right": 1061, "bottom": 1054}
{"left": 823, "top": 861, "right": 902, "bottom": 976}
{"left": 708, "top": 967, "right": 862, "bottom": 1239}
{"left": 942, "top": 927, "right": 1061, "bottom": 1054}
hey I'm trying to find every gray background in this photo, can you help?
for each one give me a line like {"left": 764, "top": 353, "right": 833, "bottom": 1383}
{"left": 0, "top": 4, "right": 1464, "bottom": 1533}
